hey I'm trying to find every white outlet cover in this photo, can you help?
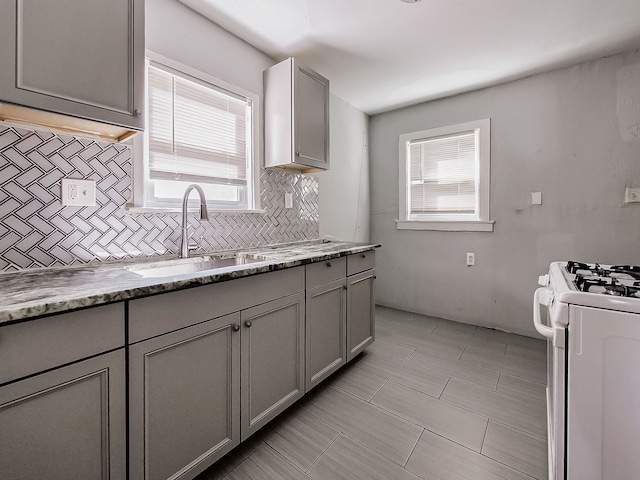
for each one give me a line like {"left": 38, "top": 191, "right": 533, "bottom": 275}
{"left": 284, "top": 192, "right": 293, "bottom": 209}
{"left": 625, "top": 187, "right": 640, "bottom": 204}
{"left": 531, "top": 191, "right": 542, "bottom": 205}
{"left": 61, "top": 178, "right": 96, "bottom": 206}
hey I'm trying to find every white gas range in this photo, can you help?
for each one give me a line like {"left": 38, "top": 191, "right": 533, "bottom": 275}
{"left": 534, "top": 261, "right": 640, "bottom": 480}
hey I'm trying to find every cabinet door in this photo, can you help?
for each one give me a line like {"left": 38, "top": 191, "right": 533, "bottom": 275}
{"left": 294, "top": 63, "right": 329, "bottom": 170}
{"left": 241, "top": 292, "right": 305, "bottom": 440}
{"left": 347, "top": 269, "right": 376, "bottom": 361}
{"left": 129, "top": 313, "right": 241, "bottom": 480}
{"left": 0, "top": 0, "right": 144, "bottom": 130}
{"left": 306, "top": 279, "right": 347, "bottom": 392}
{"left": 0, "top": 349, "right": 126, "bottom": 480}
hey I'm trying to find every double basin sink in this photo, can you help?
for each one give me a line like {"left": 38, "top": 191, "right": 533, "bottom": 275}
{"left": 125, "top": 253, "right": 269, "bottom": 279}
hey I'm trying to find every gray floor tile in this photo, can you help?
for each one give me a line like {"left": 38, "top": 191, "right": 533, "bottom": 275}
{"left": 307, "top": 434, "right": 423, "bottom": 480}
{"left": 506, "top": 342, "right": 547, "bottom": 363}
{"left": 406, "top": 429, "right": 534, "bottom": 480}
{"left": 497, "top": 373, "right": 546, "bottom": 408}
{"left": 441, "top": 378, "right": 547, "bottom": 438}
{"left": 223, "top": 444, "right": 312, "bottom": 480}
{"left": 482, "top": 421, "right": 548, "bottom": 480}
{"left": 367, "top": 338, "right": 416, "bottom": 360}
{"left": 307, "top": 387, "right": 423, "bottom": 466}
{"left": 475, "top": 326, "right": 546, "bottom": 351}
{"left": 354, "top": 349, "right": 449, "bottom": 397}
{"left": 196, "top": 434, "right": 265, "bottom": 480}
{"left": 329, "top": 365, "right": 387, "bottom": 401}
{"left": 262, "top": 409, "right": 340, "bottom": 471}
{"left": 431, "top": 326, "right": 508, "bottom": 352}
{"left": 197, "top": 306, "right": 549, "bottom": 480}
{"left": 371, "top": 381, "right": 488, "bottom": 452}
{"left": 429, "top": 317, "right": 478, "bottom": 335}
{"left": 461, "top": 344, "right": 546, "bottom": 383}
{"left": 407, "top": 347, "right": 500, "bottom": 391}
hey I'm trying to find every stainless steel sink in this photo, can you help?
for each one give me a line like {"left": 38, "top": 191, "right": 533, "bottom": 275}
{"left": 125, "top": 254, "right": 268, "bottom": 278}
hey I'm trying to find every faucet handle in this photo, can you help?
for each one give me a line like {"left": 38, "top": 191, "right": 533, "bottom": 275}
{"left": 186, "top": 228, "right": 200, "bottom": 251}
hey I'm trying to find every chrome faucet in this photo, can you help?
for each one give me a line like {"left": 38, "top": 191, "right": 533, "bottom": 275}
{"left": 180, "top": 184, "right": 209, "bottom": 258}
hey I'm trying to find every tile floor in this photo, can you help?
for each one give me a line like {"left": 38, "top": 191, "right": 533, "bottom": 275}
{"left": 196, "top": 305, "right": 548, "bottom": 480}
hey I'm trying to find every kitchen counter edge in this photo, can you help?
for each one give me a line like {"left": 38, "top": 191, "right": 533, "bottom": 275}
{"left": 0, "top": 241, "right": 380, "bottom": 325}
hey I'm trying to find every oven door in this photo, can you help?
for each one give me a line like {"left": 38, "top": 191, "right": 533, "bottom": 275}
{"left": 534, "top": 288, "right": 566, "bottom": 480}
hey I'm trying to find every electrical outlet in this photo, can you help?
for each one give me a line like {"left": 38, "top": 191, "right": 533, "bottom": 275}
{"left": 61, "top": 178, "right": 96, "bottom": 206}
{"left": 285, "top": 192, "right": 293, "bottom": 209}
{"left": 625, "top": 187, "right": 640, "bottom": 204}
{"left": 466, "top": 252, "right": 475, "bottom": 266}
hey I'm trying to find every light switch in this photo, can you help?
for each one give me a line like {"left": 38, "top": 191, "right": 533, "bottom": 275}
{"left": 531, "top": 192, "right": 542, "bottom": 205}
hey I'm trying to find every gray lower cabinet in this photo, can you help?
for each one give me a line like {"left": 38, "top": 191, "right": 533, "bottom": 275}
{"left": 241, "top": 292, "right": 305, "bottom": 440}
{"left": 127, "top": 267, "right": 305, "bottom": 479}
{"left": 0, "top": 303, "right": 126, "bottom": 480}
{"left": 129, "top": 313, "right": 241, "bottom": 480}
{"left": 346, "top": 251, "right": 376, "bottom": 361}
{"left": 305, "top": 259, "right": 347, "bottom": 392}
{"left": 0, "top": 349, "right": 126, "bottom": 480}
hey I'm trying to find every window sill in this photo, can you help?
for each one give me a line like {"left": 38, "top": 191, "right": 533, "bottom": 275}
{"left": 125, "top": 205, "right": 267, "bottom": 215}
{"left": 396, "top": 219, "right": 495, "bottom": 232}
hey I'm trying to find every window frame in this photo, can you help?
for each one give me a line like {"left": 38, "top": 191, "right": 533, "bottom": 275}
{"left": 397, "top": 118, "right": 493, "bottom": 232}
{"left": 128, "top": 51, "right": 263, "bottom": 214}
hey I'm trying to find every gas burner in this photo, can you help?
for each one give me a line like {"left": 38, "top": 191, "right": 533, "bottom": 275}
{"left": 566, "top": 261, "right": 604, "bottom": 275}
{"left": 568, "top": 261, "right": 640, "bottom": 298}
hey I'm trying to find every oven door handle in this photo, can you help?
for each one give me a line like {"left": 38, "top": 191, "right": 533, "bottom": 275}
{"left": 533, "top": 287, "right": 554, "bottom": 339}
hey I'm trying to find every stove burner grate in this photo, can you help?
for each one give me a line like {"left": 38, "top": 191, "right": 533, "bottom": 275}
{"left": 567, "top": 261, "right": 640, "bottom": 298}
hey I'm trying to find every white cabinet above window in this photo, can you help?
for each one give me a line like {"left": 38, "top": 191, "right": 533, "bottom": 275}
{"left": 264, "top": 57, "right": 330, "bottom": 173}
{"left": 0, "top": 0, "right": 144, "bottom": 142}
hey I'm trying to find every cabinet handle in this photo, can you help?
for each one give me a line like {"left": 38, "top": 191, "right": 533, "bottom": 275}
{"left": 134, "top": 108, "right": 143, "bottom": 117}
{"left": 361, "top": 254, "right": 366, "bottom": 259}
{"left": 245, "top": 320, "right": 252, "bottom": 328}
{"left": 232, "top": 324, "right": 240, "bottom": 332}
{"left": 295, "top": 151, "right": 301, "bottom": 157}
{"left": 326, "top": 262, "right": 332, "bottom": 267}
{"left": 373, "top": 275, "right": 377, "bottom": 279}
{"left": 343, "top": 285, "right": 348, "bottom": 290}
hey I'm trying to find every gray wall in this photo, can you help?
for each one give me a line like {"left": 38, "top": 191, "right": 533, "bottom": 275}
{"left": 315, "top": 95, "right": 370, "bottom": 242}
{"left": 370, "top": 49, "right": 640, "bottom": 336}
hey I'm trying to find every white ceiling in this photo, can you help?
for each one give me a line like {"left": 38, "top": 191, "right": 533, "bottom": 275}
{"left": 179, "top": 0, "right": 640, "bottom": 115}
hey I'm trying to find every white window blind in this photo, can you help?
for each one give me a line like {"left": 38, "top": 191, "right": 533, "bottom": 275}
{"left": 409, "top": 131, "right": 477, "bottom": 215}
{"left": 147, "top": 64, "right": 251, "bottom": 187}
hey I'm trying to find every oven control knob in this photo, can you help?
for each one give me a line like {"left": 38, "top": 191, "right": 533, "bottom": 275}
{"left": 538, "top": 274, "right": 549, "bottom": 287}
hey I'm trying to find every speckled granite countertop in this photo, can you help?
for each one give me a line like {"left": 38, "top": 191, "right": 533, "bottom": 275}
{"left": 0, "top": 240, "right": 380, "bottom": 325}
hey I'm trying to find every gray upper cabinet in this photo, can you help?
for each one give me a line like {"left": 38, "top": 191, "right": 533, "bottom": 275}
{"left": 0, "top": 304, "right": 126, "bottom": 480}
{"left": 241, "top": 292, "right": 305, "bottom": 440}
{"left": 305, "top": 258, "right": 347, "bottom": 392}
{"left": 264, "top": 57, "right": 330, "bottom": 173}
{"left": 129, "top": 313, "right": 241, "bottom": 480}
{"left": 347, "top": 252, "right": 376, "bottom": 361}
{"left": 0, "top": 0, "right": 144, "bottom": 141}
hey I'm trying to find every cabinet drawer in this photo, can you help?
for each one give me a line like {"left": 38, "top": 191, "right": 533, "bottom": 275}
{"left": 306, "top": 257, "right": 346, "bottom": 288}
{"left": 347, "top": 250, "right": 376, "bottom": 276}
{"left": 129, "top": 267, "right": 305, "bottom": 343}
{"left": 0, "top": 303, "right": 125, "bottom": 385}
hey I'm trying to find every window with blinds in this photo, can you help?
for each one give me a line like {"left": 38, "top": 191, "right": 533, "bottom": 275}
{"left": 141, "top": 59, "right": 257, "bottom": 210}
{"left": 409, "top": 131, "right": 477, "bottom": 215}
{"left": 398, "top": 119, "right": 492, "bottom": 231}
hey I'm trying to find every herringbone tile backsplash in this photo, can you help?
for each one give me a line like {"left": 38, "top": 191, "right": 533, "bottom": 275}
{"left": 0, "top": 125, "right": 319, "bottom": 272}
